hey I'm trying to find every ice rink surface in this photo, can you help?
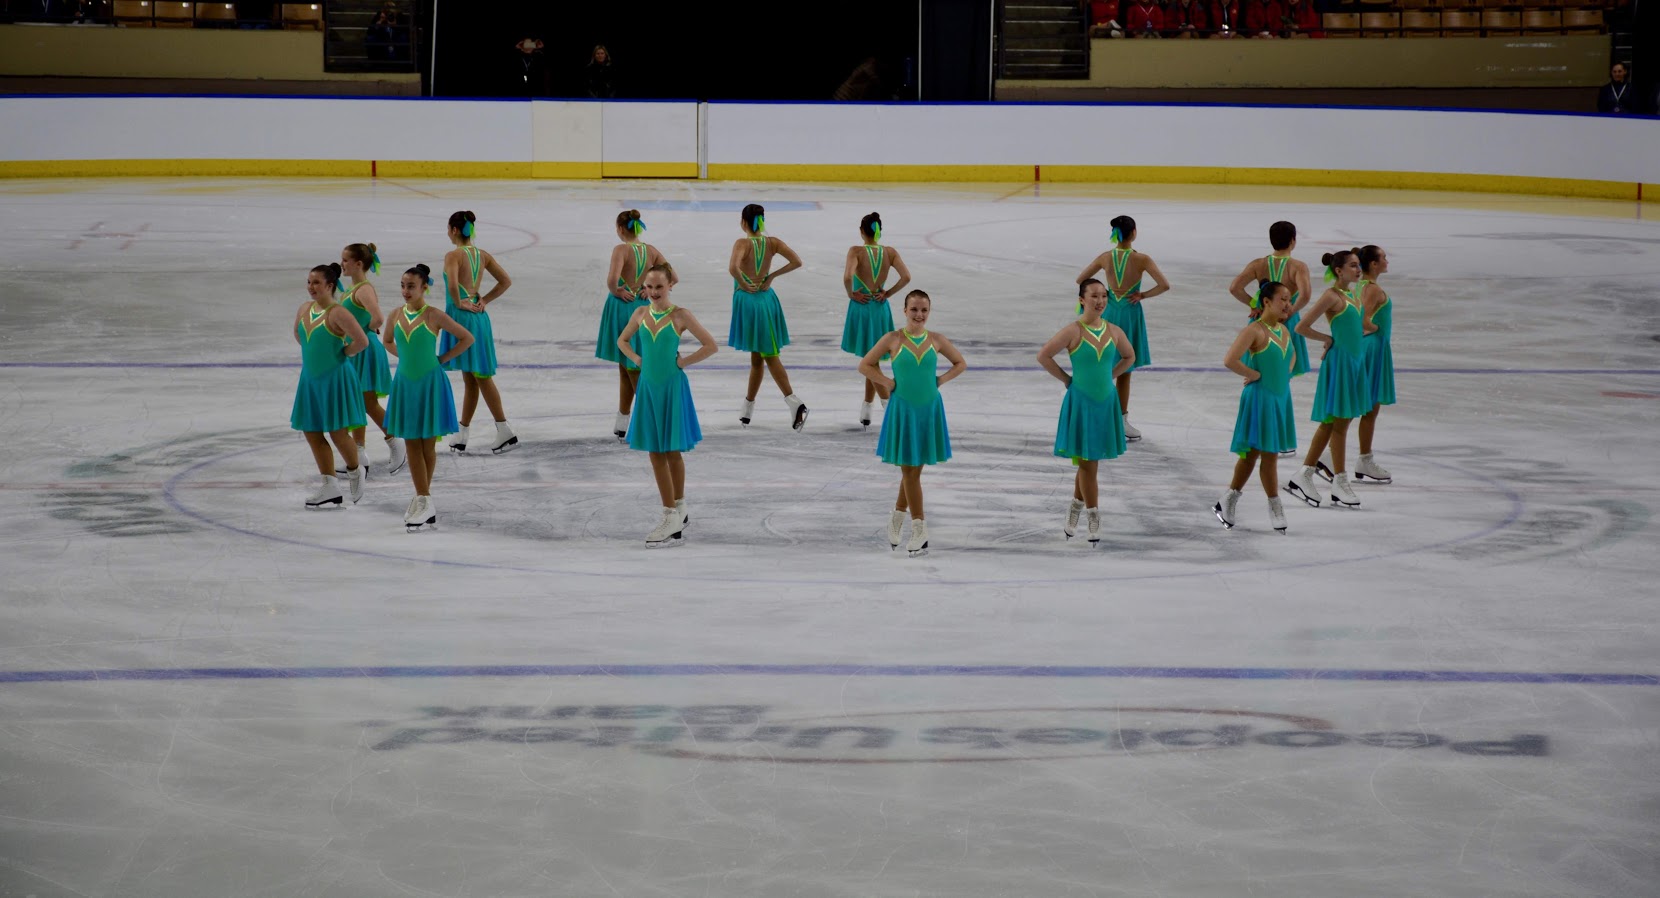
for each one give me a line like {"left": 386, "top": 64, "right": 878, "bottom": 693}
{"left": 1, "top": 177, "right": 1657, "bottom": 896}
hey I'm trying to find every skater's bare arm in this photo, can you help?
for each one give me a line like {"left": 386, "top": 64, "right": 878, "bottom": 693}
{"left": 727, "top": 240, "right": 755, "bottom": 291}
{"left": 1292, "top": 261, "right": 1313, "bottom": 315}
{"left": 616, "top": 308, "right": 647, "bottom": 367}
{"left": 1361, "top": 283, "right": 1384, "bottom": 335}
{"left": 1110, "top": 323, "right": 1135, "bottom": 377}
{"left": 333, "top": 307, "right": 369, "bottom": 358}
{"left": 762, "top": 238, "right": 803, "bottom": 289}
{"left": 842, "top": 248, "right": 864, "bottom": 301}
{"left": 674, "top": 310, "right": 719, "bottom": 368}
{"left": 933, "top": 334, "right": 968, "bottom": 387}
{"left": 293, "top": 302, "right": 308, "bottom": 344}
{"left": 1134, "top": 256, "right": 1170, "bottom": 302}
{"left": 478, "top": 252, "right": 511, "bottom": 306}
{"left": 606, "top": 246, "right": 631, "bottom": 298}
{"left": 443, "top": 250, "right": 464, "bottom": 306}
{"left": 427, "top": 307, "right": 475, "bottom": 365}
{"left": 1075, "top": 254, "right": 1106, "bottom": 285}
{"left": 858, "top": 336, "right": 898, "bottom": 391}
{"left": 356, "top": 283, "right": 384, "bottom": 332}
{"left": 382, "top": 318, "right": 398, "bottom": 357}
{"left": 1224, "top": 325, "right": 1262, "bottom": 382}
{"left": 1036, "top": 323, "right": 1080, "bottom": 386}
{"left": 1228, "top": 262, "right": 1258, "bottom": 309}
{"left": 884, "top": 251, "right": 911, "bottom": 301}
{"left": 1296, "top": 291, "right": 1335, "bottom": 349}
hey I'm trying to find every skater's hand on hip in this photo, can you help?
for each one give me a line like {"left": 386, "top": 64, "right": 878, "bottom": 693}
{"left": 1243, "top": 371, "right": 1261, "bottom": 385}
{"left": 1125, "top": 291, "right": 1144, "bottom": 304}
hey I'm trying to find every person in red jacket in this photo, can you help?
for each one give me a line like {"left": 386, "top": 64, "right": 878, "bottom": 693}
{"left": 1165, "top": 0, "right": 1208, "bottom": 37}
{"left": 1282, "top": 0, "right": 1322, "bottom": 37}
{"left": 1087, "top": 0, "right": 1123, "bottom": 37}
{"left": 1208, "top": 0, "right": 1241, "bottom": 36}
{"left": 1126, "top": 0, "right": 1165, "bottom": 36}
{"left": 1244, "top": 0, "right": 1286, "bottom": 36}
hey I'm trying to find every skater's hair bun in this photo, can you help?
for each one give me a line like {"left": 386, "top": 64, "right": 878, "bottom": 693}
{"left": 1321, "top": 249, "right": 1356, "bottom": 269}
{"left": 617, "top": 209, "right": 645, "bottom": 234}
{"left": 644, "top": 261, "right": 674, "bottom": 280}
{"left": 311, "top": 262, "right": 343, "bottom": 292}
{"left": 1078, "top": 278, "right": 1105, "bottom": 297}
{"left": 860, "top": 212, "right": 882, "bottom": 239}
{"left": 448, "top": 210, "right": 477, "bottom": 239}
{"left": 904, "top": 289, "right": 931, "bottom": 307}
{"left": 1109, "top": 214, "right": 1135, "bottom": 244}
{"left": 1356, "top": 244, "right": 1384, "bottom": 273}
{"left": 344, "top": 242, "right": 377, "bottom": 265}
{"left": 741, "top": 203, "right": 765, "bottom": 233}
{"left": 404, "top": 263, "right": 433, "bottom": 286}
{"left": 1269, "top": 221, "right": 1296, "bottom": 251}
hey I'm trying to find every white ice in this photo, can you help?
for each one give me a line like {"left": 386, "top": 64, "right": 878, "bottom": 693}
{"left": 0, "top": 177, "right": 1657, "bottom": 897}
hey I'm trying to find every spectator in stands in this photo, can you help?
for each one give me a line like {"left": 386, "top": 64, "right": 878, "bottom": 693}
{"left": 1597, "top": 62, "right": 1635, "bottom": 114}
{"left": 1165, "top": 0, "right": 1207, "bottom": 37}
{"left": 235, "top": 3, "right": 275, "bottom": 29}
{"left": 512, "top": 36, "right": 549, "bottom": 97}
{"left": 585, "top": 45, "right": 617, "bottom": 99}
{"left": 1087, "top": 0, "right": 1124, "bottom": 38}
{"left": 834, "top": 57, "right": 885, "bottom": 101}
{"left": 366, "top": 3, "right": 400, "bottom": 61}
{"left": 1126, "top": 0, "right": 1165, "bottom": 37}
{"left": 1282, "top": 0, "right": 1321, "bottom": 37}
{"left": 1244, "top": 0, "right": 1285, "bottom": 36}
{"left": 1209, "top": 0, "right": 1241, "bottom": 36}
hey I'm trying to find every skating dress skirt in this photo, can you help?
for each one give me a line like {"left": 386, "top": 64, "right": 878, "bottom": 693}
{"left": 1053, "top": 323, "right": 1127, "bottom": 462}
{"left": 439, "top": 245, "right": 498, "bottom": 377}
{"left": 626, "top": 307, "right": 703, "bottom": 453}
{"left": 728, "top": 236, "right": 789, "bottom": 357}
{"left": 1363, "top": 292, "right": 1396, "bottom": 407}
{"left": 1310, "top": 292, "right": 1373, "bottom": 423}
{"left": 291, "top": 304, "right": 367, "bottom": 433}
{"left": 1260, "top": 255, "right": 1310, "bottom": 377}
{"left": 596, "top": 243, "right": 647, "bottom": 369}
{"left": 842, "top": 245, "right": 894, "bottom": 356}
{"left": 341, "top": 283, "right": 392, "bottom": 397}
{"left": 384, "top": 307, "right": 460, "bottom": 440}
{"left": 1230, "top": 324, "right": 1298, "bottom": 457}
{"left": 877, "top": 332, "right": 952, "bottom": 467}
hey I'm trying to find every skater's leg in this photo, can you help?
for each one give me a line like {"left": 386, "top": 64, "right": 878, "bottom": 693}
{"left": 1073, "top": 467, "right": 1085, "bottom": 502}
{"left": 900, "top": 465, "right": 925, "bottom": 520}
{"left": 1230, "top": 453, "right": 1258, "bottom": 492}
{"left": 1329, "top": 418, "right": 1351, "bottom": 474}
{"left": 1258, "top": 453, "right": 1279, "bottom": 497}
{"left": 863, "top": 377, "right": 876, "bottom": 403}
{"left": 327, "top": 429, "right": 360, "bottom": 471}
{"left": 476, "top": 376, "right": 506, "bottom": 423}
{"left": 893, "top": 479, "right": 908, "bottom": 514}
{"left": 1302, "top": 422, "right": 1333, "bottom": 469}
{"left": 667, "top": 452, "right": 685, "bottom": 503}
{"left": 364, "top": 392, "right": 387, "bottom": 436}
{"left": 303, "top": 432, "right": 335, "bottom": 477}
{"left": 1077, "top": 460, "right": 1099, "bottom": 508}
{"left": 764, "top": 355, "right": 794, "bottom": 397}
{"left": 1358, "top": 405, "right": 1379, "bottom": 455}
{"left": 459, "top": 373, "right": 479, "bottom": 427}
{"left": 1115, "top": 372, "right": 1132, "bottom": 415}
{"left": 618, "top": 365, "right": 637, "bottom": 414}
{"left": 648, "top": 452, "right": 675, "bottom": 508}
{"left": 746, "top": 353, "right": 764, "bottom": 402}
{"left": 407, "top": 438, "right": 432, "bottom": 495}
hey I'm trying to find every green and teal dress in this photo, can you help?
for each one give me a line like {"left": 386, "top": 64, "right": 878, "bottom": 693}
{"left": 341, "top": 281, "right": 392, "bottom": 398}
{"left": 1310, "top": 287, "right": 1372, "bottom": 423}
{"left": 1230, "top": 322, "right": 1298, "bottom": 456}
{"left": 728, "top": 235, "right": 790, "bottom": 357}
{"left": 596, "top": 242, "right": 647, "bottom": 370}
{"left": 440, "top": 245, "right": 497, "bottom": 377}
{"left": 842, "top": 243, "right": 894, "bottom": 356}
{"left": 1262, "top": 254, "right": 1310, "bottom": 377}
{"left": 385, "top": 305, "right": 459, "bottom": 440}
{"left": 290, "top": 303, "right": 367, "bottom": 433}
{"left": 1053, "top": 320, "right": 1127, "bottom": 462}
{"left": 1361, "top": 281, "right": 1395, "bottom": 408}
{"left": 626, "top": 306, "right": 703, "bottom": 453}
{"left": 1100, "top": 248, "right": 1150, "bottom": 369}
{"left": 876, "top": 330, "right": 952, "bottom": 467}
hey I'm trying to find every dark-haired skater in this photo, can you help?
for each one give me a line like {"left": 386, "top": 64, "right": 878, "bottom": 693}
{"left": 729, "top": 203, "right": 809, "bottom": 430}
{"left": 441, "top": 210, "right": 517, "bottom": 454}
{"left": 842, "top": 211, "right": 911, "bottom": 428}
{"left": 1075, "top": 214, "right": 1169, "bottom": 441}
{"left": 598, "top": 209, "right": 674, "bottom": 439}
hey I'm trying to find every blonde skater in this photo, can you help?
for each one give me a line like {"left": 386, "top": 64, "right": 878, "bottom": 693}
{"left": 383, "top": 264, "right": 473, "bottom": 531}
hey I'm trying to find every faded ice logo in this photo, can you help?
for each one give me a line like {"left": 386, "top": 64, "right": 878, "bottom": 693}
{"left": 368, "top": 705, "right": 1548, "bottom": 763}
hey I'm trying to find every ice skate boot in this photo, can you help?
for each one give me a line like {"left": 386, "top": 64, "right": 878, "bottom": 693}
{"left": 888, "top": 510, "right": 906, "bottom": 549}
{"left": 1086, "top": 508, "right": 1101, "bottom": 545}
{"left": 1315, "top": 459, "right": 1335, "bottom": 483}
{"left": 449, "top": 424, "right": 469, "bottom": 453}
{"left": 1214, "top": 488, "right": 1241, "bottom": 529}
{"left": 1268, "top": 496, "right": 1287, "bottom": 533}
{"left": 1285, "top": 466, "right": 1323, "bottom": 508}
{"left": 1330, "top": 472, "right": 1361, "bottom": 508}
{"left": 386, "top": 437, "right": 407, "bottom": 475}
{"left": 407, "top": 495, "right": 436, "bottom": 531}
{"left": 786, "top": 394, "right": 809, "bottom": 432}
{"left": 491, "top": 421, "right": 518, "bottom": 454}
{"left": 1123, "top": 420, "right": 1142, "bottom": 442}
{"left": 645, "top": 507, "right": 684, "bottom": 548}
{"left": 346, "top": 465, "right": 364, "bottom": 504}
{"left": 401, "top": 495, "right": 419, "bottom": 526}
{"left": 1064, "top": 498, "right": 1084, "bottom": 539}
{"left": 739, "top": 398, "right": 754, "bottom": 427}
{"left": 860, "top": 401, "right": 873, "bottom": 430}
{"left": 675, "top": 498, "right": 688, "bottom": 528}
{"left": 305, "top": 475, "right": 343, "bottom": 509}
{"left": 906, "top": 519, "right": 929, "bottom": 557}
{"left": 1354, "top": 453, "right": 1392, "bottom": 484}
{"left": 613, "top": 412, "right": 630, "bottom": 441}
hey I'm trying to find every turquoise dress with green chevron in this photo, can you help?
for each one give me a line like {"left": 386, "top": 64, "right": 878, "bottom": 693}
{"left": 440, "top": 245, "right": 497, "bottom": 377}
{"left": 385, "top": 306, "right": 459, "bottom": 440}
{"left": 1230, "top": 323, "right": 1298, "bottom": 456}
{"left": 1053, "top": 321, "right": 1127, "bottom": 462}
{"left": 626, "top": 306, "right": 703, "bottom": 453}
{"left": 1100, "top": 248, "right": 1151, "bottom": 369}
{"left": 728, "top": 235, "right": 790, "bottom": 357}
{"left": 876, "top": 331, "right": 952, "bottom": 467}
{"left": 291, "top": 303, "right": 367, "bottom": 433}
{"left": 1310, "top": 287, "right": 1372, "bottom": 423}
{"left": 596, "top": 242, "right": 648, "bottom": 369}
{"left": 341, "top": 281, "right": 392, "bottom": 397}
{"left": 1262, "top": 254, "right": 1310, "bottom": 377}
{"left": 842, "top": 244, "right": 895, "bottom": 356}
{"left": 1361, "top": 281, "right": 1395, "bottom": 407}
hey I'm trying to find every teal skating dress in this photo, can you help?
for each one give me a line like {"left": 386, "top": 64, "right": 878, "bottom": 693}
{"left": 876, "top": 331, "right": 952, "bottom": 467}
{"left": 440, "top": 245, "right": 498, "bottom": 377}
{"left": 728, "top": 235, "right": 790, "bottom": 357}
{"left": 385, "top": 306, "right": 459, "bottom": 440}
{"left": 341, "top": 281, "right": 392, "bottom": 398}
{"left": 842, "top": 244, "right": 895, "bottom": 356}
{"left": 1230, "top": 322, "right": 1298, "bottom": 456}
{"left": 1362, "top": 282, "right": 1396, "bottom": 407}
{"left": 1101, "top": 248, "right": 1151, "bottom": 369}
{"left": 626, "top": 306, "right": 703, "bottom": 453}
{"left": 1263, "top": 254, "right": 1311, "bottom": 377}
{"left": 290, "top": 303, "right": 367, "bottom": 433}
{"left": 1053, "top": 321, "right": 1127, "bottom": 462}
{"left": 596, "top": 242, "right": 648, "bottom": 370}
{"left": 1310, "top": 288, "right": 1372, "bottom": 423}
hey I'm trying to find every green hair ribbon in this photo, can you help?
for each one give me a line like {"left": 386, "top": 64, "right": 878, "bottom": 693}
{"left": 1252, "top": 286, "right": 1264, "bottom": 310}
{"left": 1323, "top": 266, "right": 1336, "bottom": 284}
{"left": 1110, "top": 226, "right": 1123, "bottom": 244}
{"left": 752, "top": 214, "right": 764, "bottom": 233}
{"left": 461, "top": 220, "right": 475, "bottom": 239}
{"left": 872, "top": 222, "right": 881, "bottom": 241}
{"left": 370, "top": 252, "right": 381, "bottom": 275}
{"left": 630, "top": 218, "right": 645, "bottom": 235}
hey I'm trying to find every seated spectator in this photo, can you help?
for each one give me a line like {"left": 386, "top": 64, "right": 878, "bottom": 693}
{"left": 1125, "top": 0, "right": 1165, "bottom": 37}
{"left": 1244, "top": 0, "right": 1286, "bottom": 36}
{"left": 585, "top": 45, "right": 617, "bottom": 99}
{"left": 1282, "top": 0, "right": 1322, "bottom": 37}
{"left": 1209, "top": 0, "right": 1241, "bottom": 37}
{"left": 1087, "top": 0, "right": 1124, "bottom": 38}
{"left": 366, "top": 3, "right": 400, "bottom": 61}
{"left": 1165, "top": 0, "right": 1208, "bottom": 37}
{"left": 1596, "top": 63, "right": 1635, "bottom": 114}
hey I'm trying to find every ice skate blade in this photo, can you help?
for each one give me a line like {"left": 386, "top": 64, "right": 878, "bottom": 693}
{"left": 1329, "top": 495, "right": 1361, "bottom": 508}
{"left": 1273, "top": 526, "right": 1288, "bottom": 534}
{"left": 1285, "top": 484, "right": 1321, "bottom": 508}
{"left": 1354, "top": 473, "right": 1392, "bottom": 484}
{"left": 739, "top": 419, "right": 751, "bottom": 427}
{"left": 406, "top": 517, "right": 437, "bottom": 532}
{"left": 491, "top": 437, "right": 518, "bottom": 454}
{"left": 449, "top": 444, "right": 466, "bottom": 453}
{"left": 646, "top": 533, "right": 684, "bottom": 549}
{"left": 1315, "top": 460, "right": 1335, "bottom": 483}
{"left": 1212, "top": 502, "right": 1234, "bottom": 529}
{"left": 305, "top": 497, "right": 343, "bottom": 509}
{"left": 1124, "top": 434, "right": 1142, "bottom": 442}
{"left": 389, "top": 461, "right": 407, "bottom": 475}
{"left": 614, "top": 431, "right": 627, "bottom": 440}
{"left": 1278, "top": 449, "right": 1297, "bottom": 457}
{"left": 792, "top": 406, "right": 810, "bottom": 432}
{"left": 907, "top": 545, "right": 929, "bottom": 558}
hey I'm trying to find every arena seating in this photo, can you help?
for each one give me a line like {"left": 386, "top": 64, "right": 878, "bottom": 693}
{"left": 1321, "top": 0, "right": 1608, "bottom": 36}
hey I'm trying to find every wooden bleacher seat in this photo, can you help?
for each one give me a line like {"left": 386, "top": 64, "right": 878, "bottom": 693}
{"left": 1480, "top": 0, "right": 1509, "bottom": 9}
{"left": 1519, "top": 0, "right": 1561, "bottom": 8}
{"left": 1361, "top": 10, "right": 1401, "bottom": 35}
{"left": 111, "top": 0, "right": 154, "bottom": 26}
{"left": 151, "top": 1, "right": 193, "bottom": 27}
{"left": 1521, "top": 8, "right": 1563, "bottom": 29}
{"left": 1402, "top": 9, "right": 1443, "bottom": 34}
{"left": 1441, "top": 9, "right": 1482, "bottom": 31}
{"left": 1438, "top": 0, "right": 1479, "bottom": 8}
{"left": 195, "top": 2, "right": 237, "bottom": 26}
{"left": 1322, "top": 12, "right": 1361, "bottom": 35}
{"left": 1482, "top": 8, "right": 1522, "bottom": 32}
{"left": 1398, "top": 0, "right": 1439, "bottom": 9}
{"left": 1560, "top": 7, "right": 1604, "bottom": 31}
{"left": 280, "top": 2, "right": 324, "bottom": 30}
